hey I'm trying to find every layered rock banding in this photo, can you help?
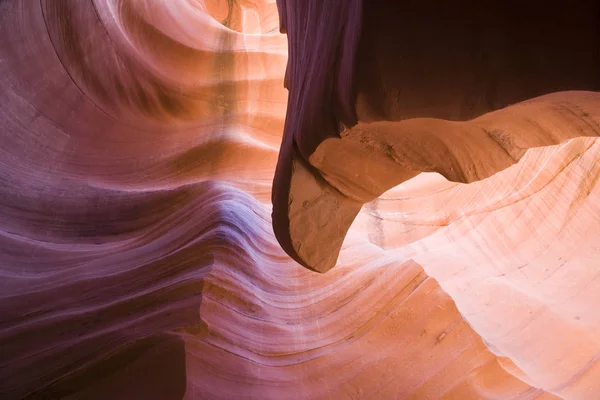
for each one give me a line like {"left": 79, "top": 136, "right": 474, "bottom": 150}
{"left": 272, "top": 0, "right": 600, "bottom": 272}
{"left": 1, "top": 0, "right": 600, "bottom": 399}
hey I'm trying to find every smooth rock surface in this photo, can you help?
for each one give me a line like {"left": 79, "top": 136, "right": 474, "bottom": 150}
{"left": 1, "top": 1, "right": 599, "bottom": 399}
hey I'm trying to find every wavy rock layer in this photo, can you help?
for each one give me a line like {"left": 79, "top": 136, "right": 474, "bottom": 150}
{"left": 0, "top": 1, "right": 599, "bottom": 399}
{"left": 271, "top": 0, "right": 600, "bottom": 272}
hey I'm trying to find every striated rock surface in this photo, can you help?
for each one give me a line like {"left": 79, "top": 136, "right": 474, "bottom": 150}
{"left": 272, "top": 0, "right": 600, "bottom": 272}
{"left": 1, "top": 1, "right": 599, "bottom": 399}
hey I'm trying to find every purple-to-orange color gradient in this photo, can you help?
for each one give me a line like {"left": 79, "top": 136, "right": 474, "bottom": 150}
{"left": 2, "top": 1, "right": 600, "bottom": 399}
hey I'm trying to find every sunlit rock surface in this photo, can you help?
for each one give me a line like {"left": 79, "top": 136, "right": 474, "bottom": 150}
{"left": 1, "top": 1, "right": 599, "bottom": 399}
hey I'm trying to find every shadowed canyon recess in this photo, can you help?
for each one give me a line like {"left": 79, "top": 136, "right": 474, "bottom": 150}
{"left": 1, "top": 0, "right": 600, "bottom": 399}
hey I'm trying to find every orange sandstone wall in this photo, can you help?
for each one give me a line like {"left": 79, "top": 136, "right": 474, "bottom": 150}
{"left": 0, "top": 1, "right": 598, "bottom": 399}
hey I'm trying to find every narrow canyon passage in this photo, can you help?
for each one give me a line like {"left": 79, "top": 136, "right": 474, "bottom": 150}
{"left": 1, "top": 1, "right": 599, "bottom": 399}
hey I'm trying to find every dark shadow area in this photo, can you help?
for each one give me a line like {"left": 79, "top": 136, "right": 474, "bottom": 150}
{"left": 356, "top": 0, "right": 600, "bottom": 121}
{"left": 27, "top": 334, "right": 188, "bottom": 400}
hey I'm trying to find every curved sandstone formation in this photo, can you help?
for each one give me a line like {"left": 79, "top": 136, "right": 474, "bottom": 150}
{"left": 289, "top": 91, "right": 600, "bottom": 272}
{"left": 1, "top": 1, "right": 599, "bottom": 399}
{"left": 272, "top": 0, "right": 600, "bottom": 272}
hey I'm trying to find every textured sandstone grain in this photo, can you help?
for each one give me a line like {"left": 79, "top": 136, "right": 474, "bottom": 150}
{"left": 0, "top": 1, "right": 599, "bottom": 399}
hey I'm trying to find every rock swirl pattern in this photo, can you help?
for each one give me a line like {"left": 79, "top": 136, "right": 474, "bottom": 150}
{"left": 1, "top": 1, "right": 600, "bottom": 399}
